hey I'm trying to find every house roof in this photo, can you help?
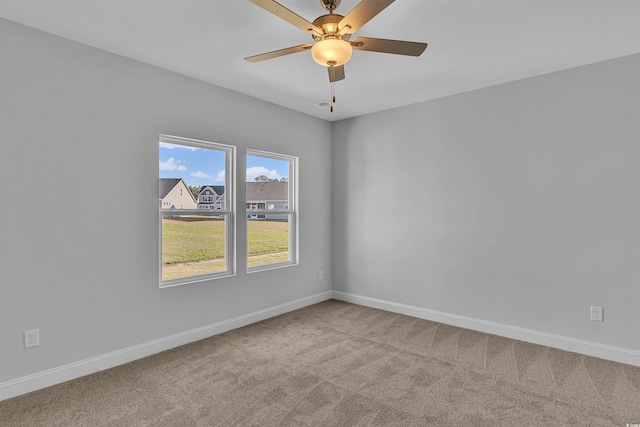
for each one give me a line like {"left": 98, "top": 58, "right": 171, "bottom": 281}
{"left": 161, "top": 181, "right": 285, "bottom": 202}
{"left": 201, "top": 185, "right": 225, "bottom": 196}
{"left": 159, "top": 178, "right": 182, "bottom": 199}
{"left": 246, "top": 182, "right": 288, "bottom": 202}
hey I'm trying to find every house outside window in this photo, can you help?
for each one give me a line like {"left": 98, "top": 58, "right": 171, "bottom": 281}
{"left": 159, "top": 135, "right": 234, "bottom": 287}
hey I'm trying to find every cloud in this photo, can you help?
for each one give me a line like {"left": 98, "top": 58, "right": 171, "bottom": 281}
{"left": 190, "top": 171, "right": 211, "bottom": 179}
{"left": 246, "top": 166, "right": 281, "bottom": 182}
{"left": 190, "top": 170, "right": 225, "bottom": 183}
{"left": 159, "top": 157, "right": 187, "bottom": 171}
{"left": 159, "top": 142, "right": 199, "bottom": 151}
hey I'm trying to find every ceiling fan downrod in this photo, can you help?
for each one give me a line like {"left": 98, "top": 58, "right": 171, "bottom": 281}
{"left": 320, "top": 0, "right": 341, "bottom": 12}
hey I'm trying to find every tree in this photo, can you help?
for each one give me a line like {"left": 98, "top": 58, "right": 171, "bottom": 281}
{"left": 188, "top": 185, "right": 201, "bottom": 199}
{"left": 255, "top": 175, "right": 280, "bottom": 182}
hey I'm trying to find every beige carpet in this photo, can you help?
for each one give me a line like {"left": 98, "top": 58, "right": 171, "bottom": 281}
{"left": 1, "top": 300, "right": 639, "bottom": 426}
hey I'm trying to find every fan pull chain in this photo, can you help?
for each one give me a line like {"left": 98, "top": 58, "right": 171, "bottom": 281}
{"left": 328, "top": 62, "right": 337, "bottom": 113}
{"left": 330, "top": 81, "right": 335, "bottom": 113}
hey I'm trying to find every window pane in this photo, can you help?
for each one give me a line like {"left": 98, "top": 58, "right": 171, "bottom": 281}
{"left": 247, "top": 216, "right": 290, "bottom": 268}
{"left": 161, "top": 215, "right": 227, "bottom": 280}
{"left": 246, "top": 155, "right": 289, "bottom": 205}
{"left": 246, "top": 152, "right": 294, "bottom": 269}
{"left": 159, "top": 135, "right": 233, "bottom": 285}
{"left": 159, "top": 141, "right": 226, "bottom": 211}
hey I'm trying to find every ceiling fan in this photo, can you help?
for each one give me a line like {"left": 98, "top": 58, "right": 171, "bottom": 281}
{"left": 245, "top": 0, "right": 428, "bottom": 86}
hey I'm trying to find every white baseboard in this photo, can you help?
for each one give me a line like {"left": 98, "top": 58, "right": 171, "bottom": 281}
{"left": 0, "top": 290, "right": 333, "bottom": 401}
{"left": 332, "top": 291, "right": 640, "bottom": 367}
{"left": 3, "top": 289, "right": 636, "bottom": 401}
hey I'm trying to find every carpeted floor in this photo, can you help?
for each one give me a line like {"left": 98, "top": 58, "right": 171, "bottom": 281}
{"left": 1, "top": 300, "right": 639, "bottom": 426}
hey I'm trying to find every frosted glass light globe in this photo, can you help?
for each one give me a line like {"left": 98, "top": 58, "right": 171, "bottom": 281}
{"left": 311, "top": 39, "right": 353, "bottom": 67}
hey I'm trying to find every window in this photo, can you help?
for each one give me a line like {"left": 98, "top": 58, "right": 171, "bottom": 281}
{"left": 159, "top": 135, "right": 234, "bottom": 287}
{"left": 246, "top": 150, "right": 297, "bottom": 271}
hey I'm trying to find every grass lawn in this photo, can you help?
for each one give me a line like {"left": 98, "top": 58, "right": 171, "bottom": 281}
{"left": 247, "top": 219, "right": 289, "bottom": 255}
{"left": 162, "top": 216, "right": 226, "bottom": 264}
{"left": 162, "top": 216, "right": 289, "bottom": 280}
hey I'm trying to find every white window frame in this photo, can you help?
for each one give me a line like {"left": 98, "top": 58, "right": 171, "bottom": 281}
{"left": 246, "top": 149, "right": 298, "bottom": 273}
{"left": 159, "top": 134, "right": 235, "bottom": 287}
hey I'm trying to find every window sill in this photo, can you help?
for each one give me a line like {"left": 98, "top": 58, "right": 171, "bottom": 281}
{"left": 160, "top": 271, "right": 236, "bottom": 288}
{"left": 247, "top": 261, "right": 298, "bottom": 275}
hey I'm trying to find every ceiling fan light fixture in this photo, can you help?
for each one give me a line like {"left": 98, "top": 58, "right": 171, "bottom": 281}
{"left": 311, "top": 38, "right": 352, "bottom": 67}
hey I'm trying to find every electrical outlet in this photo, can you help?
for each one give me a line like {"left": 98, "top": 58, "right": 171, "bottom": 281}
{"left": 319, "top": 270, "right": 324, "bottom": 280}
{"left": 24, "top": 329, "right": 40, "bottom": 348}
{"left": 590, "top": 306, "right": 604, "bottom": 322}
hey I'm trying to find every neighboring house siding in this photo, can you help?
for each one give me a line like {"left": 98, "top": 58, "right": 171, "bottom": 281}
{"left": 198, "top": 185, "right": 225, "bottom": 210}
{"left": 159, "top": 181, "right": 287, "bottom": 216}
{"left": 159, "top": 178, "right": 197, "bottom": 209}
{"left": 246, "top": 182, "right": 288, "bottom": 220}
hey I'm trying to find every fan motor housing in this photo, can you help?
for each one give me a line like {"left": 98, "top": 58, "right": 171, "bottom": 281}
{"left": 312, "top": 14, "right": 350, "bottom": 41}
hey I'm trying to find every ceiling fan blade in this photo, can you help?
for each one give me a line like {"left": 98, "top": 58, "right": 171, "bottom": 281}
{"left": 244, "top": 44, "right": 313, "bottom": 62}
{"left": 351, "top": 37, "right": 427, "bottom": 56}
{"left": 328, "top": 65, "right": 345, "bottom": 82}
{"left": 248, "top": 0, "right": 322, "bottom": 37}
{"left": 338, "top": 0, "right": 395, "bottom": 35}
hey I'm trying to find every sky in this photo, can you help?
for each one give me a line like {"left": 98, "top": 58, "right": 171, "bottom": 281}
{"left": 159, "top": 142, "right": 289, "bottom": 187}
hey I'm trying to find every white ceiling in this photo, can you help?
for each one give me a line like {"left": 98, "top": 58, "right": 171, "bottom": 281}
{"left": 1, "top": 0, "right": 639, "bottom": 121}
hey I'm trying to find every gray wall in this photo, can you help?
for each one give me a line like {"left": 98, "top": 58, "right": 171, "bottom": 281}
{"left": 0, "top": 19, "right": 332, "bottom": 382}
{"left": 332, "top": 54, "right": 640, "bottom": 350}
{"left": 2, "top": 16, "right": 638, "bottom": 388}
